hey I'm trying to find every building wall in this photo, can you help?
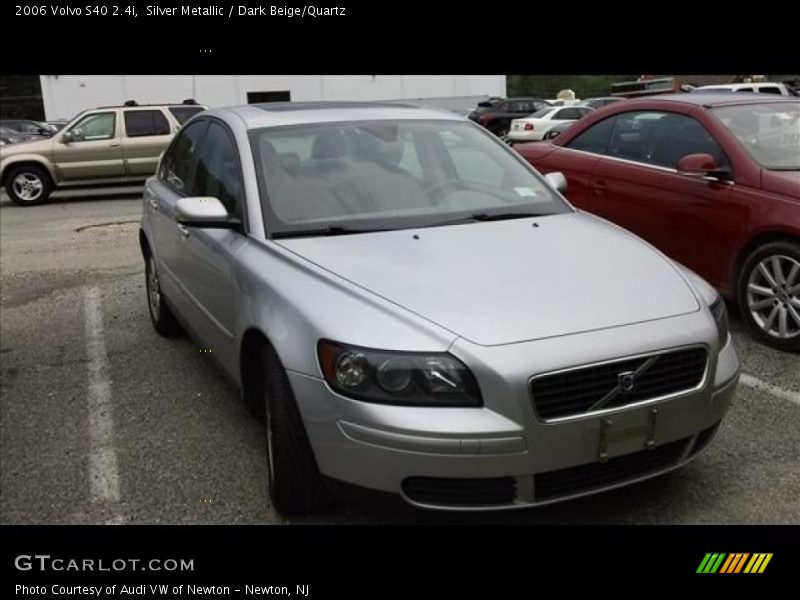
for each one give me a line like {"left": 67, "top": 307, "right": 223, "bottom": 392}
{"left": 39, "top": 75, "right": 506, "bottom": 120}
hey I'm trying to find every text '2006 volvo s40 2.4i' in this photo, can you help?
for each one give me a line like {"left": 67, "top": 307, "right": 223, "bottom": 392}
{"left": 139, "top": 102, "right": 740, "bottom": 515}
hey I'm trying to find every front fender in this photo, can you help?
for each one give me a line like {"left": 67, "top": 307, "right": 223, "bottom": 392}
{"left": 0, "top": 154, "right": 57, "bottom": 186}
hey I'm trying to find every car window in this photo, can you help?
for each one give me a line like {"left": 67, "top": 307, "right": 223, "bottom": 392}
{"left": 578, "top": 108, "right": 593, "bottom": 117}
{"left": 529, "top": 107, "right": 553, "bottom": 119}
{"left": 13, "top": 121, "right": 43, "bottom": 134}
{"left": 159, "top": 120, "right": 207, "bottom": 194}
{"left": 566, "top": 116, "right": 616, "bottom": 154}
{"left": 713, "top": 103, "right": 800, "bottom": 170}
{"left": 68, "top": 112, "right": 115, "bottom": 141}
{"left": 759, "top": 87, "right": 782, "bottom": 95}
{"left": 607, "top": 111, "right": 728, "bottom": 169}
{"left": 168, "top": 106, "right": 205, "bottom": 124}
{"left": 124, "top": 110, "right": 170, "bottom": 137}
{"left": 735, "top": 88, "right": 753, "bottom": 93}
{"left": 192, "top": 122, "right": 244, "bottom": 218}
{"left": 251, "top": 119, "right": 570, "bottom": 232}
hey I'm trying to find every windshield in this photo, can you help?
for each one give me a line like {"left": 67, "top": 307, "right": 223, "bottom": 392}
{"left": 250, "top": 119, "right": 570, "bottom": 235}
{"left": 712, "top": 102, "right": 800, "bottom": 170}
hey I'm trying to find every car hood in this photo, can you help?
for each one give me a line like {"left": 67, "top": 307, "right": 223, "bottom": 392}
{"left": 0, "top": 136, "right": 53, "bottom": 155}
{"left": 762, "top": 169, "right": 800, "bottom": 199}
{"left": 277, "top": 213, "right": 700, "bottom": 346}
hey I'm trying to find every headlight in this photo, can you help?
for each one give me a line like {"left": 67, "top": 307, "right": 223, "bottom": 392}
{"left": 710, "top": 297, "right": 730, "bottom": 348}
{"left": 317, "top": 340, "right": 482, "bottom": 407}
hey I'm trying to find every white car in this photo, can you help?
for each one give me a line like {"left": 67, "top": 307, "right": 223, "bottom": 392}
{"left": 508, "top": 106, "right": 594, "bottom": 142}
{"left": 693, "top": 82, "right": 798, "bottom": 96}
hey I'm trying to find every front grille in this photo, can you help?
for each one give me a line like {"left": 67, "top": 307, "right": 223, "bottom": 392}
{"left": 534, "top": 437, "right": 689, "bottom": 501}
{"left": 402, "top": 477, "right": 516, "bottom": 507}
{"left": 531, "top": 347, "right": 708, "bottom": 420}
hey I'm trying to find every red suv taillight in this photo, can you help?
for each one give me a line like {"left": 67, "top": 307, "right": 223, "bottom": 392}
{"left": 479, "top": 114, "right": 494, "bottom": 124}
{"left": 524, "top": 123, "right": 534, "bottom": 131}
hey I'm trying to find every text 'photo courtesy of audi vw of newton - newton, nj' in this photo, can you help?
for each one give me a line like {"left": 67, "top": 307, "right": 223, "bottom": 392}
{"left": 139, "top": 102, "right": 740, "bottom": 516}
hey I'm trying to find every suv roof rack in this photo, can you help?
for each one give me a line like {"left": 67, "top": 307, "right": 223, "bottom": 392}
{"left": 182, "top": 98, "right": 198, "bottom": 105}
{"left": 124, "top": 100, "right": 138, "bottom": 107}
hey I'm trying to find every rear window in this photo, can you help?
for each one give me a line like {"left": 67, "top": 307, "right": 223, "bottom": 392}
{"left": 169, "top": 106, "right": 205, "bottom": 124}
{"left": 124, "top": 110, "right": 170, "bottom": 137}
{"left": 529, "top": 108, "right": 554, "bottom": 119}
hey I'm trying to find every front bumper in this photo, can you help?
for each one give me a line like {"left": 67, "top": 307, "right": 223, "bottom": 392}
{"left": 290, "top": 313, "right": 740, "bottom": 510}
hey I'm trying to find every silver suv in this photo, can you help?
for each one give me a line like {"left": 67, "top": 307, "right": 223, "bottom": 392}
{"left": 0, "top": 102, "right": 205, "bottom": 205}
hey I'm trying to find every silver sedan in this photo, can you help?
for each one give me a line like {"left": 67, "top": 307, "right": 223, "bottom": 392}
{"left": 139, "top": 102, "right": 740, "bottom": 515}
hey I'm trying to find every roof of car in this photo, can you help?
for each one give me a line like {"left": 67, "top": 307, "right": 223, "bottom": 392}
{"left": 626, "top": 93, "right": 798, "bottom": 107}
{"left": 214, "top": 101, "right": 465, "bottom": 128}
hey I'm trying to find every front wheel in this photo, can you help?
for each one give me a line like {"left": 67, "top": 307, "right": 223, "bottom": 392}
{"left": 145, "top": 253, "right": 180, "bottom": 336}
{"left": 737, "top": 240, "right": 800, "bottom": 352}
{"left": 5, "top": 165, "right": 53, "bottom": 206}
{"left": 262, "top": 344, "right": 331, "bottom": 517}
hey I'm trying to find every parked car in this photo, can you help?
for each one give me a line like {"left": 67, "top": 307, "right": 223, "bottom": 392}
{"left": 469, "top": 97, "right": 552, "bottom": 140}
{"left": 141, "top": 101, "right": 739, "bottom": 515}
{"left": 542, "top": 121, "right": 575, "bottom": 140}
{"left": 581, "top": 97, "right": 625, "bottom": 109}
{"left": 508, "top": 105, "right": 594, "bottom": 143}
{"left": 692, "top": 82, "right": 798, "bottom": 97}
{"left": 0, "top": 119, "right": 54, "bottom": 138}
{"left": 0, "top": 126, "right": 25, "bottom": 146}
{"left": 516, "top": 94, "right": 800, "bottom": 351}
{"left": 0, "top": 101, "right": 207, "bottom": 205}
{"left": 45, "top": 120, "right": 70, "bottom": 132}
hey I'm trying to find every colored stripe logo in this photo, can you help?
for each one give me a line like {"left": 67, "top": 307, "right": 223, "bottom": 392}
{"left": 697, "top": 553, "right": 773, "bottom": 574}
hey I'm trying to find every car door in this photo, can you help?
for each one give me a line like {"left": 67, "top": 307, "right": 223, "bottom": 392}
{"left": 51, "top": 111, "right": 124, "bottom": 180}
{"left": 587, "top": 110, "right": 734, "bottom": 282}
{"left": 170, "top": 119, "right": 247, "bottom": 373}
{"left": 534, "top": 115, "right": 619, "bottom": 207}
{"left": 122, "top": 108, "right": 175, "bottom": 177}
{"left": 144, "top": 119, "right": 208, "bottom": 307}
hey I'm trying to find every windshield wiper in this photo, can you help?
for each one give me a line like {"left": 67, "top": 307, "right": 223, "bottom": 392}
{"left": 428, "top": 211, "right": 546, "bottom": 227}
{"left": 471, "top": 211, "right": 546, "bottom": 221}
{"left": 271, "top": 226, "right": 390, "bottom": 239}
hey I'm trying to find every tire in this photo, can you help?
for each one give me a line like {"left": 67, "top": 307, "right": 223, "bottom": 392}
{"left": 737, "top": 240, "right": 800, "bottom": 353}
{"left": 5, "top": 164, "right": 53, "bottom": 206}
{"left": 261, "top": 343, "right": 331, "bottom": 517}
{"left": 144, "top": 252, "right": 181, "bottom": 336}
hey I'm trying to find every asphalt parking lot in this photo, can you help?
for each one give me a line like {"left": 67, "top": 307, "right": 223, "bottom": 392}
{"left": 1, "top": 190, "right": 798, "bottom": 525}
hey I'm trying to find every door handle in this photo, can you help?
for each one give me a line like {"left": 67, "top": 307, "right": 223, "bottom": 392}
{"left": 177, "top": 224, "right": 190, "bottom": 239}
{"left": 109, "top": 142, "right": 120, "bottom": 147}
{"left": 148, "top": 198, "right": 158, "bottom": 210}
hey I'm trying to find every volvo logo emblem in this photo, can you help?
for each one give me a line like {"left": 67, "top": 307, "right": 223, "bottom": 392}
{"left": 618, "top": 371, "right": 636, "bottom": 393}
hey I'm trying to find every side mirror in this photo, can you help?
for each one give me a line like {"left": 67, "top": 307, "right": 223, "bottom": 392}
{"left": 677, "top": 153, "right": 731, "bottom": 182}
{"left": 175, "top": 197, "right": 240, "bottom": 229}
{"left": 545, "top": 171, "right": 568, "bottom": 193}
{"left": 61, "top": 131, "right": 74, "bottom": 144}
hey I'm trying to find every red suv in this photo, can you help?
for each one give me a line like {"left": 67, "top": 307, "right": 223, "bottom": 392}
{"left": 516, "top": 94, "right": 800, "bottom": 352}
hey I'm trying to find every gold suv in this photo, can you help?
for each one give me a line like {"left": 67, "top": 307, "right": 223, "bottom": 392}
{"left": 0, "top": 101, "right": 206, "bottom": 205}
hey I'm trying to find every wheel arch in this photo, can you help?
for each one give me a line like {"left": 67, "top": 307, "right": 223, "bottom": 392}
{"left": 732, "top": 230, "right": 800, "bottom": 288}
{"left": 240, "top": 327, "right": 278, "bottom": 419}
{"left": 1, "top": 156, "right": 56, "bottom": 188}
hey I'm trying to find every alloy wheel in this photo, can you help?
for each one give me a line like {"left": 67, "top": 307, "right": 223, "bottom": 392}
{"left": 746, "top": 254, "right": 800, "bottom": 340}
{"left": 12, "top": 172, "right": 44, "bottom": 202}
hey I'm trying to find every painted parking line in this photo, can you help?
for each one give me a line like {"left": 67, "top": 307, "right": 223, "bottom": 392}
{"left": 740, "top": 372, "right": 800, "bottom": 407}
{"left": 84, "top": 286, "right": 123, "bottom": 522}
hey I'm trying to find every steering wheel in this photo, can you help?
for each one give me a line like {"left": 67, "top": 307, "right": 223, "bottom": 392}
{"left": 423, "top": 179, "right": 471, "bottom": 198}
